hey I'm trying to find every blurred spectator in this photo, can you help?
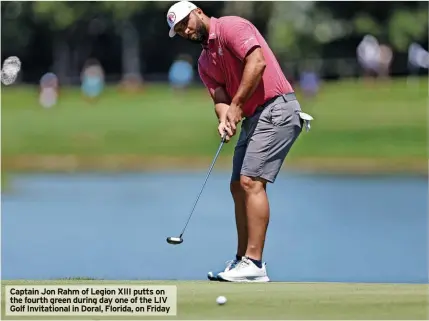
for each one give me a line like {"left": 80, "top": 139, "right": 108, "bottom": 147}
{"left": 81, "top": 59, "right": 105, "bottom": 102}
{"left": 357, "top": 35, "right": 381, "bottom": 78}
{"left": 39, "top": 72, "right": 58, "bottom": 108}
{"left": 299, "top": 70, "right": 320, "bottom": 100}
{"left": 120, "top": 72, "right": 144, "bottom": 93}
{"left": 408, "top": 42, "right": 429, "bottom": 72}
{"left": 1, "top": 56, "right": 21, "bottom": 86}
{"left": 407, "top": 42, "right": 429, "bottom": 86}
{"left": 357, "top": 35, "right": 393, "bottom": 82}
{"left": 378, "top": 44, "right": 393, "bottom": 79}
{"left": 168, "top": 54, "right": 194, "bottom": 91}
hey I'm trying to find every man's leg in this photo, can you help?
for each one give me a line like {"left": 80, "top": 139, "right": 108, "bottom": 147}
{"left": 230, "top": 180, "right": 247, "bottom": 258}
{"left": 217, "top": 96, "right": 304, "bottom": 282}
{"left": 229, "top": 118, "right": 254, "bottom": 259}
{"left": 240, "top": 100, "right": 303, "bottom": 265}
{"left": 240, "top": 176, "right": 268, "bottom": 262}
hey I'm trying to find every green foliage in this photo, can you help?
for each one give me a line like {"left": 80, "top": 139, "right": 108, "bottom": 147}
{"left": 267, "top": 2, "right": 313, "bottom": 59}
{"left": 99, "top": 1, "right": 148, "bottom": 20}
{"left": 354, "top": 13, "right": 382, "bottom": 36}
{"left": 388, "top": 8, "right": 429, "bottom": 52}
{"left": 31, "top": 1, "right": 151, "bottom": 29}
{"left": 266, "top": 2, "right": 428, "bottom": 59}
{"left": 4, "top": 2, "right": 428, "bottom": 66}
{"left": 32, "top": 2, "right": 79, "bottom": 30}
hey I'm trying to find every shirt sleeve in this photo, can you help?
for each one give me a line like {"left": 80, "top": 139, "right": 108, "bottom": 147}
{"left": 221, "top": 18, "right": 261, "bottom": 61}
{"left": 198, "top": 63, "right": 222, "bottom": 97}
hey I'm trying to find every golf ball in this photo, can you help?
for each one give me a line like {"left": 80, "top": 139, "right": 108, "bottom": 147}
{"left": 216, "top": 296, "right": 227, "bottom": 305}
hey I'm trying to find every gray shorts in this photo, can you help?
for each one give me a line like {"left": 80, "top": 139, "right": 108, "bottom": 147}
{"left": 231, "top": 93, "right": 303, "bottom": 183}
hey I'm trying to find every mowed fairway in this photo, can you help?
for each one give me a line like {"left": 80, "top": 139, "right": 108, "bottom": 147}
{"left": 1, "top": 78, "right": 427, "bottom": 173}
{"left": 1, "top": 280, "right": 427, "bottom": 320}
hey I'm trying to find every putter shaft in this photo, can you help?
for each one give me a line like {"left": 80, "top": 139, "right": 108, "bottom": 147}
{"left": 179, "top": 132, "right": 227, "bottom": 237}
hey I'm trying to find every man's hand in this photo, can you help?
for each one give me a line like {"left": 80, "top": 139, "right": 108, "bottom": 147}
{"left": 225, "top": 103, "right": 243, "bottom": 136}
{"left": 218, "top": 121, "right": 232, "bottom": 142}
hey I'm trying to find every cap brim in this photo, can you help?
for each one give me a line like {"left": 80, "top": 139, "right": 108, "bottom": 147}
{"left": 169, "top": 27, "right": 176, "bottom": 38}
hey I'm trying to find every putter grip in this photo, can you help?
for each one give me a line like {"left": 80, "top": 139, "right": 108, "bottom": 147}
{"left": 222, "top": 131, "right": 228, "bottom": 141}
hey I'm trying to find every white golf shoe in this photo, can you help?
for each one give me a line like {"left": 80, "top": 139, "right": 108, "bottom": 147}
{"left": 217, "top": 256, "right": 270, "bottom": 282}
{"left": 207, "top": 258, "right": 241, "bottom": 281}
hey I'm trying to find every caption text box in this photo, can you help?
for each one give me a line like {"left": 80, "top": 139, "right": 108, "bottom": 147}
{"left": 5, "top": 285, "right": 177, "bottom": 316}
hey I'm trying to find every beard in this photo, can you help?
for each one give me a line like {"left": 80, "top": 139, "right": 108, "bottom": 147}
{"left": 186, "top": 21, "right": 208, "bottom": 44}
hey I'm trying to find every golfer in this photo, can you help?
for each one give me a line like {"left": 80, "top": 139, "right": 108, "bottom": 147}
{"left": 166, "top": 1, "right": 312, "bottom": 282}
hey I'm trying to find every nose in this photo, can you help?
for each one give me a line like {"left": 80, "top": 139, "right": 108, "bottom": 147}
{"left": 185, "top": 28, "right": 191, "bottom": 35}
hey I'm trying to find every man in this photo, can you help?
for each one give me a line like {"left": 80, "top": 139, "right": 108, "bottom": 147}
{"left": 166, "top": 1, "right": 312, "bottom": 282}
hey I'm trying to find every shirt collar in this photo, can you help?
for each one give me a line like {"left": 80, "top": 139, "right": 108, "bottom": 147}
{"left": 202, "top": 17, "right": 218, "bottom": 49}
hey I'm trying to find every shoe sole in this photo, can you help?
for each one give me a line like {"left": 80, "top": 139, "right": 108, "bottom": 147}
{"left": 217, "top": 275, "right": 270, "bottom": 283}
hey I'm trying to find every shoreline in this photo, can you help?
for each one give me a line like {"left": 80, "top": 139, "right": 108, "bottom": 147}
{"left": 2, "top": 155, "right": 427, "bottom": 176}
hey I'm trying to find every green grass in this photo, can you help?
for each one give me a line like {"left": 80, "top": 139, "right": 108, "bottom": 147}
{"left": 1, "top": 78, "right": 427, "bottom": 159}
{"left": 1, "top": 280, "right": 427, "bottom": 320}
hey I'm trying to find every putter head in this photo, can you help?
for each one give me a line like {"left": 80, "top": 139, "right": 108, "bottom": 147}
{"left": 166, "top": 236, "right": 183, "bottom": 245}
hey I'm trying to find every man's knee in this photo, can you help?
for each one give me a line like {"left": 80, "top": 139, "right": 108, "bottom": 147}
{"left": 230, "top": 180, "right": 243, "bottom": 200}
{"left": 239, "top": 175, "right": 267, "bottom": 194}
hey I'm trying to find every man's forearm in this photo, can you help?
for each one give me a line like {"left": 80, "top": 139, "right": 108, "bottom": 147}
{"left": 215, "top": 103, "right": 229, "bottom": 123}
{"left": 232, "top": 49, "right": 266, "bottom": 109}
{"left": 212, "top": 87, "right": 231, "bottom": 123}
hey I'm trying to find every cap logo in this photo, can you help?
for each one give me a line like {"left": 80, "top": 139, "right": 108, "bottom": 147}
{"left": 167, "top": 12, "right": 176, "bottom": 25}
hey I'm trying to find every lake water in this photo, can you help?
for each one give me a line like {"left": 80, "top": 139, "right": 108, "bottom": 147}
{"left": 2, "top": 171, "right": 427, "bottom": 283}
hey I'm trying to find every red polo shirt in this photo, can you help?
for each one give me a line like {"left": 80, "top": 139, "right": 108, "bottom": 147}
{"left": 198, "top": 16, "right": 293, "bottom": 117}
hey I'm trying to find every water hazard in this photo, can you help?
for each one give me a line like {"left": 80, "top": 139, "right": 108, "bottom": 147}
{"left": 2, "top": 171, "right": 427, "bottom": 283}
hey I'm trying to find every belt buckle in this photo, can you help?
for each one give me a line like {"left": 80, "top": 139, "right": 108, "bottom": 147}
{"left": 283, "top": 92, "right": 296, "bottom": 102}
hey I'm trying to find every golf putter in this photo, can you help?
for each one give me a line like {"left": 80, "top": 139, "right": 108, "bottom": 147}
{"left": 167, "top": 131, "right": 228, "bottom": 245}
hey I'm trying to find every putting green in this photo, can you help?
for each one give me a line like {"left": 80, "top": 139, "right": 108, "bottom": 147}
{"left": 1, "top": 280, "right": 427, "bottom": 320}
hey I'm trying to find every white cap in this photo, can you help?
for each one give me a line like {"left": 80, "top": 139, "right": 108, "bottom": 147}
{"left": 166, "top": 1, "right": 197, "bottom": 38}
